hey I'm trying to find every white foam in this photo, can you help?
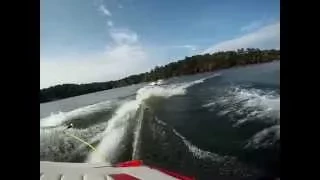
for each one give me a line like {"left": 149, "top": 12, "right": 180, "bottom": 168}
{"left": 136, "top": 85, "right": 185, "bottom": 101}
{"left": 227, "top": 87, "right": 280, "bottom": 149}
{"left": 138, "top": 75, "right": 215, "bottom": 101}
{"left": 87, "top": 100, "right": 140, "bottom": 163}
{"left": 172, "top": 128, "right": 225, "bottom": 162}
{"left": 205, "top": 86, "right": 280, "bottom": 126}
{"left": 234, "top": 88, "right": 279, "bottom": 125}
{"left": 154, "top": 116, "right": 167, "bottom": 126}
{"left": 208, "top": 72, "right": 221, "bottom": 79}
{"left": 154, "top": 117, "right": 224, "bottom": 162}
{"left": 40, "top": 121, "right": 108, "bottom": 161}
{"left": 132, "top": 105, "right": 144, "bottom": 160}
{"left": 202, "top": 101, "right": 216, "bottom": 108}
{"left": 203, "top": 85, "right": 280, "bottom": 149}
{"left": 40, "top": 100, "right": 112, "bottom": 128}
{"left": 245, "top": 125, "right": 280, "bottom": 149}
{"left": 236, "top": 88, "right": 279, "bottom": 114}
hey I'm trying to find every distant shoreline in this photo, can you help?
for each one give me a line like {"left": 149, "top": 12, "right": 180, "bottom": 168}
{"left": 40, "top": 48, "right": 280, "bottom": 103}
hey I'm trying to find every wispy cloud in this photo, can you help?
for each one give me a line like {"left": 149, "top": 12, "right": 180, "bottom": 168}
{"left": 107, "top": 20, "right": 114, "bottom": 27}
{"left": 203, "top": 21, "right": 280, "bottom": 54}
{"left": 99, "top": 5, "right": 112, "bottom": 16}
{"left": 172, "top": 45, "right": 197, "bottom": 51}
{"left": 109, "top": 28, "right": 138, "bottom": 45}
{"left": 240, "top": 21, "right": 263, "bottom": 32}
{"left": 118, "top": 4, "right": 123, "bottom": 9}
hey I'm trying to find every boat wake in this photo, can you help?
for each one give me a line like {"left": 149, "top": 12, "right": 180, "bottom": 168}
{"left": 40, "top": 74, "right": 227, "bottom": 163}
{"left": 203, "top": 85, "right": 280, "bottom": 149}
{"left": 87, "top": 77, "right": 210, "bottom": 163}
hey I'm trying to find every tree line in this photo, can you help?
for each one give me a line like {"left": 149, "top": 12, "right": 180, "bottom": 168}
{"left": 40, "top": 48, "right": 280, "bottom": 103}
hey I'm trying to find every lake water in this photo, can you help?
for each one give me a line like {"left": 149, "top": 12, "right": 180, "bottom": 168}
{"left": 40, "top": 61, "right": 280, "bottom": 180}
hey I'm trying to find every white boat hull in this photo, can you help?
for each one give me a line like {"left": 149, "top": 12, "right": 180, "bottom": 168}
{"left": 40, "top": 161, "right": 192, "bottom": 180}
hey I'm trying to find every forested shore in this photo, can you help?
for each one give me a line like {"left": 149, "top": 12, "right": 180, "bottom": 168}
{"left": 40, "top": 48, "right": 280, "bottom": 103}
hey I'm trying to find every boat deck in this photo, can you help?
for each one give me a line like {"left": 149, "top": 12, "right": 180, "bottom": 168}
{"left": 40, "top": 161, "right": 178, "bottom": 180}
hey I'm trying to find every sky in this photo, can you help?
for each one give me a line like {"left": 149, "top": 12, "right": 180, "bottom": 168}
{"left": 40, "top": 0, "right": 280, "bottom": 89}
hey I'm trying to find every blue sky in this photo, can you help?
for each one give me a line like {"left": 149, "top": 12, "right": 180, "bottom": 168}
{"left": 40, "top": 0, "right": 279, "bottom": 88}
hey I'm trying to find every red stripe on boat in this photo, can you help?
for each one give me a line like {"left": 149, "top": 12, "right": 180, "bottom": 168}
{"left": 109, "top": 174, "right": 140, "bottom": 180}
{"left": 116, "top": 160, "right": 143, "bottom": 167}
{"left": 115, "top": 160, "right": 195, "bottom": 180}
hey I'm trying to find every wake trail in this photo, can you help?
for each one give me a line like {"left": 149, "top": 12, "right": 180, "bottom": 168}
{"left": 132, "top": 104, "right": 145, "bottom": 160}
{"left": 154, "top": 117, "right": 225, "bottom": 162}
{"left": 245, "top": 125, "right": 280, "bottom": 149}
{"left": 87, "top": 77, "right": 212, "bottom": 163}
{"left": 87, "top": 100, "right": 140, "bottom": 163}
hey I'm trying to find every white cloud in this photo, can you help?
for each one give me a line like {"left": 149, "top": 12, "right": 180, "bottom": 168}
{"left": 173, "top": 45, "right": 197, "bottom": 51}
{"left": 109, "top": 28, "right": 138, "bottom": 45}
{"left": 240, "top": 21, "right": 263, "bottom": 32}
{"left": 40, "top": 45, "right": 149, "bottom": 89}
{"left": 99, "top": 5, "right": 112, "bottom": 16}
{"left": 182, "top": 45, "right": 197, "bottom": 51}
{"left": 107, "top": 20, "right": 114, "bottom": 27}
{"left": 203, "top": 21, "right": 280, "bottom": 54}
{"left": 118, "top": 4, "right": 123, "bottom": 9}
